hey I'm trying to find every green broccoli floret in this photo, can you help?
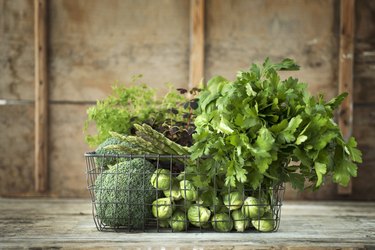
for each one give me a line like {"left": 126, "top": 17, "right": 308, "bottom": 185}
{"left": 95, "top": 137, "right": 131, "bottom": 168}
{"left": 94, "top": 159, "right": 157, "bottom": 229}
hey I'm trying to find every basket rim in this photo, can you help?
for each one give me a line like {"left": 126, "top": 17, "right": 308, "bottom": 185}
{"left": 85, "top": 151, "right": 196, "bottom": 159}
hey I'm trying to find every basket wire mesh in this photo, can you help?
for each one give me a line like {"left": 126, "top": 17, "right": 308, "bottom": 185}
{"left": 85, "top": 152, "right": 285, "bottom": 232}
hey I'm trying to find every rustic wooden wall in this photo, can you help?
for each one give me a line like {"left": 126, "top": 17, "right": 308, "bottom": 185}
{"left": 0, "top": 0, "right": 374, "bottom": 199}
{"left": 281, "top": 0, "right": 375, "bottom": 201}
{"left": 351, "top": 0, "right": 375, "bottom": 201}
{"left": 205, "top": 0, "right": 339, "bottom": 100}
{"left": 0, "top": 0, "right": 35, "bottom": 195}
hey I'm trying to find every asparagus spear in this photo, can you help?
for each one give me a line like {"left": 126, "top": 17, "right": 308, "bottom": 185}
{"left": 136, "top": 124, "right": 189, "bottom": 155}
{"left": 109, "top": 131, "right": 171, "bottom": 154}
{"left": 120, "top": 135, "right": 165, "bottom": 155}
{"left": 135, "top": 130, "right": 177, "bottom": 155}
{"left": 109, "top": 130, "right": 184, "bottom": 157}
{"left": 103, "top": 144, "right": 147, "bottom": 154}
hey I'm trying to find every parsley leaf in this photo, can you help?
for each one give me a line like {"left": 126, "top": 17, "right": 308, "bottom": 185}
{"left": 190, "top": 58, "right": 362, "bottom": 192}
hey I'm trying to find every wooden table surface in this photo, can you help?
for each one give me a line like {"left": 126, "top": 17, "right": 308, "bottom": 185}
{"left": 0, "top": 198, "right": 374, "bottom": 249}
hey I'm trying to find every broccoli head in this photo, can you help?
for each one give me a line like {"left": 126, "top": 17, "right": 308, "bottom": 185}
{"left": 95, "top": 137, "right": 131, "bottom": 168}
{"left": 94, "top": 159, "right": 157, "bottom": 229}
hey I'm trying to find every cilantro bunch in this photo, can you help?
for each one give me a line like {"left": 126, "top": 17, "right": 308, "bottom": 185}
{"left": 190, "top": 58, "right": 362, "bottom": 191}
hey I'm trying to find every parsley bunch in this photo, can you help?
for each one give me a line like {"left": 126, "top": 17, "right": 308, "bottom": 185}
{"left": 190, "top": 58, "right": 362, "bottom": 191}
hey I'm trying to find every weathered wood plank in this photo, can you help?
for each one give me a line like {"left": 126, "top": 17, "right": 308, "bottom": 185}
{"left": 351, "top": 105, "right": 375, "bottom": 201}
{"left": 189, "top": 0, "right": 205, "bottom": 88}
{"left": 338, "top": 0, "right": 355, "bottom": 142}
{"left": 0, "top": 0, "right": 35, "bottom": 100}
{"left": 0, "top": 199, "right": 374, "bottom": 249}
{"left": 0, "top": 106, "right": 35, "bottom": 196}
{"left": 49, "top": 104, "right": 92, "bottom": 198}
{"left": 205, "top": 0, "right": 339, "bottom": 100}
{"left": 351, "top": 0, "right": 375, "bottom": 201}
{"left": 353, "top": 0, "right": 375, "bottom": 104}
{"left": 337, "top": 0, "right": 355, "bottom": 195}
{"left": 355, "top": 0, "right": 375, "bottom": 40}
{"left": 34, "top": 0, "right": 48, "bottom": 193}
{"left": 48, "top": 0, "right": 190, "bottom": 101}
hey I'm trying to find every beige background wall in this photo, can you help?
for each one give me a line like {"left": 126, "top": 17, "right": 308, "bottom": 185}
{"left": 0, "top": 0, "right": 374, "bottom": 200}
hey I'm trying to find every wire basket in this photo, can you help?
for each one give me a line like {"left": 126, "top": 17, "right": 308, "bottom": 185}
{"left": 85, "top": 152, "right": 285, "bottom": 232}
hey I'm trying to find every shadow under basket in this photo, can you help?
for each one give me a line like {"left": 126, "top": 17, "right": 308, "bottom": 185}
{"left": 85, "top": 152, "right": 285, "bottom": 233}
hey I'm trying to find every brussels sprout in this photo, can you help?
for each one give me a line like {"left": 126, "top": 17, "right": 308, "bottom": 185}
{"left": 163, "top": 180, "right": 182, "bottom": 201}
{"left": 180, "top": 180, "right": 198, "bottom": 201}
{"left": 152, "top": 197, "right": 175, "bottom": 219}
{"left": 169, "top": 210, "right": 188, "bottom": 232}
{"left": 176, "top": 171, "right": 185, "bottom": 181}
{"left": 198, "top": 194, "right": 228, "bottom": 214}
{"left": 176, "top": 199, "right": 193, "bottom": 212}
{"left": 187, "top": 205, "right": 211, "bottom": 227}
{"left": 158, "top": 219, "right": 170, "bottom": 228}
{"left": 211, "top": 213, "right": 233, "bottom": 232}
{"left": 231, "top": 210, "right": 250, "bottom": 232}
{"left": 196, "top": 191, "right": 215, "bottom": 206}
{"left": 223, "top": 192, "right": 244, "bottom": 210}
{"left": 242, "top": 196, "right": 267, "bottom": 219}
{"left": 151, "top": 169, "right": 172, "bottom": 191}
{"left": 252, "top": 212, "right": 275, "bottom": 232}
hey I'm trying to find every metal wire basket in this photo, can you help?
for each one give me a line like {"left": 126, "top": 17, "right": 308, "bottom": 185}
{"left": 85, "top": 152, "right": 285, "bottom": 232}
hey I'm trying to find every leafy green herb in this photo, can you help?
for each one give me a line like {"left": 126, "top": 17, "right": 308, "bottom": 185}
{"left": 84, "top": 76, "right": 199, "bottom": 147}
{"left": 84, "top": 77, "right": 161, "bottom": 147}
{"left": 190, "top": 58, "right": 362, "bottom": 190}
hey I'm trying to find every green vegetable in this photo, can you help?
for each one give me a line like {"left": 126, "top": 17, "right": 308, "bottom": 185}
{"left": 84, "top": 82, "right": 160, "bottom": 147}
{"left": 152, "top": 197, "right": 175, "bottom": 219}
{"left": 231, "top": 210, "right": 250, "bottom": 232}
{"left": 163, "top": 179, "right": 182, "bottom": 201}
{"left": 175, "top": 199, "right": 193, "bottom": 211}
{"left": 109, "top": 131, "right": 165, "bottom": 155}
{"left": 211, "top": 213, "right": 233, "bottom": 232}
{"left": 180, "top": 180, "right": 198, "bottom": 201}
{"left": 169, "top": 210, "right": 188, "bottom": 232}
{"left": 84, "top": 80, "right": 195, "bottom": 148}
{"left": 242, "top": 197, "right": 267, "bottom": 219}
{"left": 108, "top": 125, "right": 191, "bottom": 165}
{"left": 252, "top": 212, "right": 275, "bottom": 232}
{"left": 190, "top": 58, "right": 362, "bottom": 191}
{"left": 158, "top": 219, "right": 170, "bottom": 228}
{"left": 134, "top": 123, "right": 189, "bottom": 155}
{"left": 94, "top": 137, "right": 130, "bottom": 168}
{"left": 151, "top": 169, "right": 172, "bottom": 191}
{"left": 197, "top": 191, "right": 228, "bottom": 213}
{"left": 223, "top": 192, "right": 244, "bottom": 211}
{"left": 94, "top": 159, "right": 156, "bottom": 229}
{"left": 187, "top": 205, "right": 211, "bottom": 228}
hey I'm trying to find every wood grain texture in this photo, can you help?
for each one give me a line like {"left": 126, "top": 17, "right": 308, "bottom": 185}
{"left": 351, "top": 105, "right": 375, "bottom": 201}
{"left": 48, "top": 0, "right": 190, "bottom": 101}
{"left": 338, "top": 0, "right": 355, "bottom": 141}
{"left": 0, "top": 199, "right": 374, "bottom": 249}
{"left": 205, "top": 0, "right": 339, "bottom": 100}
{"left": 0, "top": 106, "right": 35, "bottom": 196}
{"left": 48, "top": 105, "right": 92, "bottom": 198}
{"left": 189, "top": 0, "right": 205, "bottom": 88}
{"left": 354, "top": 0, "right": 375, "bottom": 104}
{"left": 350, "top": 0, "right": 375, "bottom": 201}
{"left": 34, "top": 0, "right": 48, "bottom": 193}
{"left": 337, "top": 0, "right": 355, "bottom": 195}
{"left": 0, "top": 0, "right": 35, "bottom": 100}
